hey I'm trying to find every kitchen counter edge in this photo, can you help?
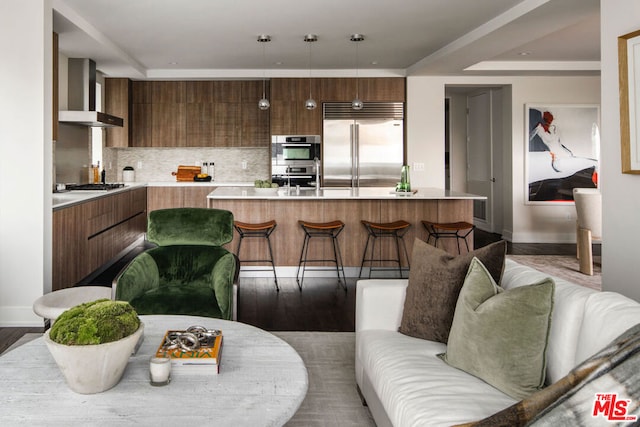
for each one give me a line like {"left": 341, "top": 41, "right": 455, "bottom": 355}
{"left": 53, "top": 182, "right": 253, "bottom": 210}
{"left": 207, "top": 186, "right": 487, "bottom": 200}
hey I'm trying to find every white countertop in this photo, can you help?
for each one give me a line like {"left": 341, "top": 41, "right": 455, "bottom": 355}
{"left": 207, "top": 186, "right": 486, "bottom": 200}
{"left": 52, "top": 183, "right": 148, "bottom": 210}
{"left": 52, "top": 182, "right": 253, "bottom": 210}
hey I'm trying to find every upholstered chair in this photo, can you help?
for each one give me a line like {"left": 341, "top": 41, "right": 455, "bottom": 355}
{"left": 113, "top": 208, "right": 238, "bottom": 320}
{"left": 573, "top": 188, "right": 602, "bottom": 275}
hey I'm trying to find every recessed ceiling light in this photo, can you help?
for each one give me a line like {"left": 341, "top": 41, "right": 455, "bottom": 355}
{"left": 370, "top": 60, "right": 378, "bottom": 65}
{"left": 169, "top": 61, "right": 178, "bottom": 65}
{"left": 518, "top": 52, "right": 531, "bottom": 56}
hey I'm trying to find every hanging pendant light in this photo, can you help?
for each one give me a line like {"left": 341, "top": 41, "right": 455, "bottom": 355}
{"left": 350, "top": 34, "right": 364, "bottom": 110}
{"left": 304, "top": 34, "right": 317, "bottom": 110}
{"left": 257, "top": 35, "right": 271, "bottom": 110}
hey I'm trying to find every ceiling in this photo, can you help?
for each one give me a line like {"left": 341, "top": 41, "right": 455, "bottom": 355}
{"left": 52, "top": 0, "right": 600, "bottom": 80}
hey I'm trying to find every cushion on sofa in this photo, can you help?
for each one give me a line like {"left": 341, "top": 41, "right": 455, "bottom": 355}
{"left": 502, "top": 258, "right": 596, "bottom": 384}
{"left": 455, "top": 323, "right": 640, "bottom": 427}
{"left": 440, "top": 257, "right": 555, "bottom": 400}
{"left": 399, "top": 239, "right": 507, "bottom": 343}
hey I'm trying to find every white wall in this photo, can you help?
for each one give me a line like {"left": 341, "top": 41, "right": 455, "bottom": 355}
{"left": 407, "top": 75, "right": 600, "bottom": 243}
{"left": 0, "top": 0, "right": 52, "bottom": 326}
{"left": 600, "top": 0, "right": 640, "bottom": 300}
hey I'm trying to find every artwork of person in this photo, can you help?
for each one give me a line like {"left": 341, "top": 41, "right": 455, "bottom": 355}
{"left": 528, "top": 107, "right": 599, "bottom": 201}
{"left": 530, "top": 111, "right": 575, "bottom": 172}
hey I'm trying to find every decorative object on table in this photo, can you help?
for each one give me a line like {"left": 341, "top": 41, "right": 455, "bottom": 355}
{"left": 122, "top": 165, "right": 135, "bottom": 182}
{"left": 254, "top": 179, "right": 279, "bottom": 194}
{"left": 43, "top": 299, "right": 143, "bottom": 394}
{"left": 171, "top": 165, "right": 202, "bottom": 181}
{"left": 149, "top": 356, "right": 171, "bottom": 386}
{"left": 525, "top": 104, "right": 600, "bottom": 203}
{"left": 155, "top": 325, "right": 223, "bottom": 374}
{"left": 114, "top": 208, "right": 238, "bottom": 320}
{"left": 618, "top": 29, "right": 640, "bottom": 174}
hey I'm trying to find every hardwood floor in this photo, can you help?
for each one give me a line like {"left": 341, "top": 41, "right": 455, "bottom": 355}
{"left": 1, "top": 230, "right": 596, "bottom": 352}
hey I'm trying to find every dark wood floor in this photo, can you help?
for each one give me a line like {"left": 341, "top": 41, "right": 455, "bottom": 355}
{"left": 1, "top": 230, "right": 596, "bottom": 354}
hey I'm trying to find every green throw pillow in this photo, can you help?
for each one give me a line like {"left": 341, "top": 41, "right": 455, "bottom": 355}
{"left": 399, "top": 239, "right": 507, "bottom": 343}
{"left": 440, "top": 257, "right": 555, "bottom": 400}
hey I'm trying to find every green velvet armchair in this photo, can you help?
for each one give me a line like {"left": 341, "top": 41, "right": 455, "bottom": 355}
{"left": 113, "top": 208, "right": 238, "bottom": 320}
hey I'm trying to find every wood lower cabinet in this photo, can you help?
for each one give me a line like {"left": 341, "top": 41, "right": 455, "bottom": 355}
{"left": 52, "top": 188, "right": 147, "bottom": 291}
{"left": 147, "top": 186, "right": 216, "bottom": 213}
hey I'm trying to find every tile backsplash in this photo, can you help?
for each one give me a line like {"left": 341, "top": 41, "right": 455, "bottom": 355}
{"left": 103, "top": 147, "right": 270, "bottom": 183}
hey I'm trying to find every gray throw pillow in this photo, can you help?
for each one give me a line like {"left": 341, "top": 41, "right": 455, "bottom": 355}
{"left": 398, "top": 239, "right": 507, "bottom": 343}
{"left": 440, "top": 257, "right": 555, "bottom": 400}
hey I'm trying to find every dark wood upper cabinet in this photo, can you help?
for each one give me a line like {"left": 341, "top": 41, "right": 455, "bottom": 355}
{"left": 186, "top": 81, "right": 214, "bottom": 103}
{"left": 152, "top": 81, "right": 185, "bottom": 104}
{"left": 105, "top": 78, "right": 132, "bottom": 148}
{"left": 119, "top": 78, "right": 403, "bottom": 147}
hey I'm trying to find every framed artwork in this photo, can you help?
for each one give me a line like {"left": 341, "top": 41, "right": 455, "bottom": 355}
{"left": 619, "top": 29, "right": 640, "bottom": 174}
{"left": 525, "top": 104, "right": 600, "bottom": 204}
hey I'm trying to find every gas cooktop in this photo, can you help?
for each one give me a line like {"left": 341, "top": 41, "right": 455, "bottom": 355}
{"left": 65, "top": 183, "right": 126, "bottom": 191}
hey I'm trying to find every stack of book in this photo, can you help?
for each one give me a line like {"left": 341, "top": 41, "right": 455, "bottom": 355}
{"left": 155, "top": 328, "right": 223, "bottom": 374}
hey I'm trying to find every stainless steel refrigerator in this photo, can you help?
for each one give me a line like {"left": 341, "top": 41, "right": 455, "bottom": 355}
{"left": 322, "top": 102, "right": 404, "bottom": 187}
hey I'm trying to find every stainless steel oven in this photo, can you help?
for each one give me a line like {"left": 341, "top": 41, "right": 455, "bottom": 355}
{"left": 271, "top": 164, "right": 319, "bottom": 188}
{"left": 271, "top": 135, "right": 321, "bottom": 166}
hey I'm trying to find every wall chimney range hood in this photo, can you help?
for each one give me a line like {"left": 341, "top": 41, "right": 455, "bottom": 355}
{"left": 58, "top": 58, "right": 123, "bottom": 128}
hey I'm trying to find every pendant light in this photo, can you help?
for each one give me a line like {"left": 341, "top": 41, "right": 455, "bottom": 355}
{"left": 350, "top": 34, "right": 364, "bottom": 110}
{"left": 257, "top": 35, "right": 271, "bottom": 110}
{"left": 304, "top": 34, "right": 317, "bottom": 110}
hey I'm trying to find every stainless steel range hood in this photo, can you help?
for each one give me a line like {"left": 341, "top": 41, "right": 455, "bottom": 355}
{"left": 58, "top": 58, "right": 123, "bottom": 128}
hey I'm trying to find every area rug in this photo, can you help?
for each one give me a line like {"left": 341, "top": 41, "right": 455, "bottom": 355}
{"left": 273, "top": 332, "right": 376, "bottom": 427}
{"left": 508, "top": 255, "right": 601, "bottom": 291}
{"left": 3, "top": 332, "right": 375, "bottom": 426}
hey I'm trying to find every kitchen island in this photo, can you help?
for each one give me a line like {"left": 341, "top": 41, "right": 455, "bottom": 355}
{"left": 207, "top": 187, "right": 485, "bottom": 270}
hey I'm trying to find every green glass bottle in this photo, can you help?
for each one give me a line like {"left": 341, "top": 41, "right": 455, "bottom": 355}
{"left": 400, "top": 165, "right": 411, "bottom": 192}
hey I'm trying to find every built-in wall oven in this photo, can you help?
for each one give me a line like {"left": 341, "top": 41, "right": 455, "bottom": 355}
{"left": 271, "top": 135, "right": 321, "bottom": 187}
{"left": 271, "top": 135, "right": 321, "bottom": 165}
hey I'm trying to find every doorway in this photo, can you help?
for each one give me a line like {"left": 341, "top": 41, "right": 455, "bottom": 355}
{"left": 444, "top": 85, "right": 506, "bottom": 235}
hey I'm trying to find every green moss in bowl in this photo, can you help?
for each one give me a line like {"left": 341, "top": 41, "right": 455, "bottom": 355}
{"left": 49, "top": 299, "right": 140, "bottom": 345}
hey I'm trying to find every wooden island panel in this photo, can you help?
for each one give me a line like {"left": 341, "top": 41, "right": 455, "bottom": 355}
{"left": 208, "top": 196, "right": 474, "bottom": 267}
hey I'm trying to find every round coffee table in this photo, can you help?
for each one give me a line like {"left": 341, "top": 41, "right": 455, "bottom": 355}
{"left": 0, "top": 315, "right": 308, "bottom": 426}
{"left": 32, "top": 286, "right": 112, "bottom": 321}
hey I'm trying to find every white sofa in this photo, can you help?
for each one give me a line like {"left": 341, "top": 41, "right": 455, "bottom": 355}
{"left": 355, "top": 258, "right": 640, "bottom": 427}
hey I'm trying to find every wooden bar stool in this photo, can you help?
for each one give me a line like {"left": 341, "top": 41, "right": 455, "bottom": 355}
{"left": 359, "top": 220, "right": 411, "bottom": 279}
{"left": 421, "top": 220, "right": 475, "bottom": 254}
{"left": 296, "top": 220, "right": 346, "bottom": 291}
{"left": 234, "top": 220, "right": 279, "bottom": 291}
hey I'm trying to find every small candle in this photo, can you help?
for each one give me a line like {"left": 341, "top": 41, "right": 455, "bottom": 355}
{"left": 149, "top": 356, "right": 171, "bottom": 386}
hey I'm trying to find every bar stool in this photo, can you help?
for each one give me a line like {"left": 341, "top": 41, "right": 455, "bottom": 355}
{"left": 296, "top": 220, "right": 346, "bottom": 291}
{"left": 359, "top": 220, "right": 411, "bottom": 279}
{"left": 234, "top": 220, "right": 279, "bottom": 291}
{"left": 421, "top": 220, "right": 476, "bottom": 254}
